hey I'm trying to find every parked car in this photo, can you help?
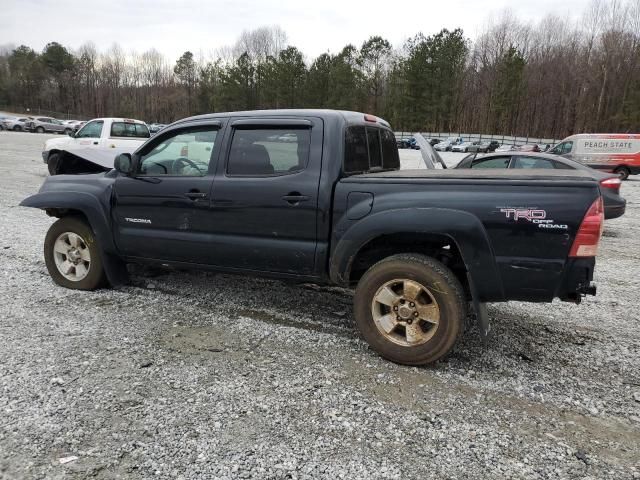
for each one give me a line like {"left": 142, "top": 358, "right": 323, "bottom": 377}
{"left": 396, "top": 137, "right": 420, "bottom": 150}
{"left": 1, "top": 116, "right": 31, "bottom": 131}
{"left": 451, "top": 141, "right": 475, "bottom": 153}
{"left": 518, "top": 144, "right": 541, "bottom": 152}
{"left": 537, "top": 144, "right": 551, "bottom": 152}
{"left": 468, "top": 141, "right": 500, "bottom": 153}
{"left": 454, "top": 151, "right": 625, "bottom": 219}
{"left": 27, "top": 117, "right": 72, "bottom": 134}
{"left": 434, "top": 140, "right": 456, "bottom": 151}
{"left": 22, "top": 109, "right": 603, "bottom": 366}
{"left": 495, "top": 144, "right": 517, "bottom": 152}
{"left": 43, "top": 118, "right": 150, "bottom": 175}
{"left": 548, "top": 133, "right": 640, "bottom": 180}
{"left": 434, "top": 137, "right": 463, "bottom": 151}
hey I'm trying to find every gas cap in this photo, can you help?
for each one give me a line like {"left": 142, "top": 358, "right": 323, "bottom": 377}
{"left": 347, "top": 192, "right": 374, "bottom": 220}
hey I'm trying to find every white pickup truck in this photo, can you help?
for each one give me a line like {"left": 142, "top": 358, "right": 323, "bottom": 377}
{"left": 43, "top": 118, "right": 150, "bottom": 175}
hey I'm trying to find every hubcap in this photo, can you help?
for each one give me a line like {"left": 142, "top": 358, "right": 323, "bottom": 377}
{"left": 52, "top": 232, "right": 91, "bottom": 281}
{"left": 371, "top": 279, "right": 440, "bottom": 346}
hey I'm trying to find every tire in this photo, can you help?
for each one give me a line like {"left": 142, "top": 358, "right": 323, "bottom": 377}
{"left": 64, "top": 128, "right": 72, "bottom": 135}
{"left": 44, "top": 217, "right": 106, "bottom": 290}
{"left": 13, "top": 125, "right": 21, "bottom": 132}
{"left": 47, "top": 153, "right": 60, "bottom": 175}
{"left": 36, "top": 126, "right": 45, "bottom": 133}
{"left": 615, "top": 166, "right": 630, "bottom": 180}
{"left": 354, "top": 254, "right": 466, "bottom": 365}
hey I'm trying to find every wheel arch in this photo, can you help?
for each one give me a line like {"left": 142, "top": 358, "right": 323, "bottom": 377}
{"left": 329, "top": 207, "right": 505, "bottom": 302}
{"left": 20, "top": 191, "right": 128, "bottom": 286}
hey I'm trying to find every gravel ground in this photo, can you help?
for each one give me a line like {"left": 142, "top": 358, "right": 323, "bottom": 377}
{"left": 0, "top": 131, "right": 639, "bottom": 479}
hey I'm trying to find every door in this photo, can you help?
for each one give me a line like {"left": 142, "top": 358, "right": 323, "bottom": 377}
{"left": 112, "top": 123, "right": 223, "bottom": 263}
{"left": 208, "top": 117, "right": 322, "bottom": 275}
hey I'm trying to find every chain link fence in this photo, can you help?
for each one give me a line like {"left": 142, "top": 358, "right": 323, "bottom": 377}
{"left": 395, "top": 131, "right": 561, "bottom": 147}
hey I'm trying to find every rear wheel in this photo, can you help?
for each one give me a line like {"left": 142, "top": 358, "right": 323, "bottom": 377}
{"left": 615, "top": 166, "right": 630, "bottom": 180}
{"left": 36, "top": 126, "right": 45, "bottom": 133}
{"left": 44, "top": 217, "right": 106, "bottom": 290}
{"left": 64, "top": 128, "right": 72, "bottom": 135}
{"left": 13, "top": 125, "right": 21, "bottom": 132}
{"left": 354, "top": 254, "right": 466, "bottom": 365}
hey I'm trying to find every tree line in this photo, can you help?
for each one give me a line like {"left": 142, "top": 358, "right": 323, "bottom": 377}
{"left": 0, "top": 1, "right": 638, "bottom": 139}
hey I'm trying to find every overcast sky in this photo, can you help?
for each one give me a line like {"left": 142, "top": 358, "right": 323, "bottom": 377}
{"left": 2, "top": 0, "right": 589, "bottom": 61}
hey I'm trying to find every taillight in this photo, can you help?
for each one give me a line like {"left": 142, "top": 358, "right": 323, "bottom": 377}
{"left": 569, "top": 197, "right": 604, "bottom": 257}
{"left": 600, "top": 177, "right": 621, "bottom": 193}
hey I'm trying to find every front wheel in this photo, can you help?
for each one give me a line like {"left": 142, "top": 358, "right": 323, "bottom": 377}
{"left": 615, "top": 166, "right": 630, "bottom": 180}
{"left": 354, "top": 254, "right": 466, "bottom": 365}
{"left": 44, "top": 217, "right": 106, "bottom": 290}
{"left": 36, "top": 126, "right": 45, "bottom": 133}
{"left": 13, "top": 125, "right": 22, "bottom": 132}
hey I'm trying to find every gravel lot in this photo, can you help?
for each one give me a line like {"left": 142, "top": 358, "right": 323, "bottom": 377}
{"left": 0, "top": 131, "right": 638, "bottom": 479}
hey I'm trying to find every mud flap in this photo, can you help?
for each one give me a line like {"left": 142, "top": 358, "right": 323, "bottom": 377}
{"left": 467, "top": 273, "right": 491, "bottom": 340}
{"left": 101, "top": 252, "right": 129, "bottom": 287}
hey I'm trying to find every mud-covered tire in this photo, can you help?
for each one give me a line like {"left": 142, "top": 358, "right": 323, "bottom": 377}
{"left": 46, "top": 153, "right": 61, "bottom": 175}
{"left": 615, "top": 166, "right": 630, "bottom": 180}
{"left": 44, "top": 217, "right": 106, "bottom": 290}
{"left": 354, "top": 254, "right": 466, "bottom": 365}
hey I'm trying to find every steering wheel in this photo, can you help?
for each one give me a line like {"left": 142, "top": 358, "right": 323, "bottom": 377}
{"left": 172, "top": 157, "right": 204, "bottom": 175}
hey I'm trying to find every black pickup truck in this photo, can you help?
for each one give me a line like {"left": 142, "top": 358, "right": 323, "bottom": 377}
{"left": 21, "top": 110, "right": 603, "bottom": 365}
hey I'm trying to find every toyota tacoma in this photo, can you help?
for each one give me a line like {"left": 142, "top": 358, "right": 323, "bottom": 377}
{"left": 21, "top": 110, "right": 603, "bottom": 365}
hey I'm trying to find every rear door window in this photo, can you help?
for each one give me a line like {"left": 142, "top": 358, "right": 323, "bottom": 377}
{"left": 227, "top": 128, "right": 311, "bottom": 176}
{"left": 110, "top": 122, "right": 150, "bottom": 138}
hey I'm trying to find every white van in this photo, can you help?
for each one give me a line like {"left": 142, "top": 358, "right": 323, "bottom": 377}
{"left": 549, "top": 133, "right": 640, "bottom": 179}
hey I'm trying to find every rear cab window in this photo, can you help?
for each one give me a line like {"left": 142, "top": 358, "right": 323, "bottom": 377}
{"left": 344, "top": 126, "right": 399, "bottom": 174}
{"left": 110, "top": 121, "right": 150, "bottom": 138}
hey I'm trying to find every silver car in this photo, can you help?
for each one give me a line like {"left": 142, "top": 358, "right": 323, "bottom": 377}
{"left": 27, "top": 117, "right": 71, "bottom": 134}
{"left": 1, "top": 116, "right": 31, "bottom": 131}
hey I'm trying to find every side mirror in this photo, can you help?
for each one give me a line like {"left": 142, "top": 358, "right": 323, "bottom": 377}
{"left": 114, "top": 153, "right": 134, "bottom": 175}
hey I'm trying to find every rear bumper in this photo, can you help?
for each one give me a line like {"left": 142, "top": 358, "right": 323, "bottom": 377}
{"left": 556, "top": 257, "right": 596, "bottom": 303}
{"left": 604, "top": 200, "right": 626, "bottom": 220}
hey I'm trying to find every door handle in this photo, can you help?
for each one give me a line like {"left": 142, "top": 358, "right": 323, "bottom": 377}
{"left": 185, "top": 191, "right": 207, "bottom": 200}
{"left": 93, "top": 141, "right": 98, "bottom": 145}
{"left": 282, "top": 192, "right": 310, "bottom": 204}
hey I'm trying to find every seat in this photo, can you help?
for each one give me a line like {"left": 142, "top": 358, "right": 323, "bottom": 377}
{"left": 228, "top": 143, "right": 274, "bottom": 175}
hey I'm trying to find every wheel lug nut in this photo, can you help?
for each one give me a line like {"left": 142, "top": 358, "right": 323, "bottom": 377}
{"left": 413, "top": 312, "right": 419, "bottom": 317}
{"left": 396, "top": 316, "right": 401, "bottom": 321}
{"left": 409, "top": 302, "right": 415, "bottom": 308}
{"left": 407, "top": 319, "right": 413, "bottom": 325}
{"left": 393, "top": 306, "right": 398, "bottom": 311}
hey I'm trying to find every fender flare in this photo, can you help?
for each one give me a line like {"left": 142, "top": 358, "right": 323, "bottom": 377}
{"left": 329, "top": 207, "right": 504, "bottom": 302}
{"left": 19, "top": 191, "right": 128, "bottom": 286}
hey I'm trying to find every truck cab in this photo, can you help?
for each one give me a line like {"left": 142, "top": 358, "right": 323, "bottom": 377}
{"left": 43, "top": 118, "right": 150, "bottom": 175}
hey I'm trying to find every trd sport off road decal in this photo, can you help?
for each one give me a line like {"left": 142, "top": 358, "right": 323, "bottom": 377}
{"left": 499, "top": 208, "right": 568, "bottom": 230}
